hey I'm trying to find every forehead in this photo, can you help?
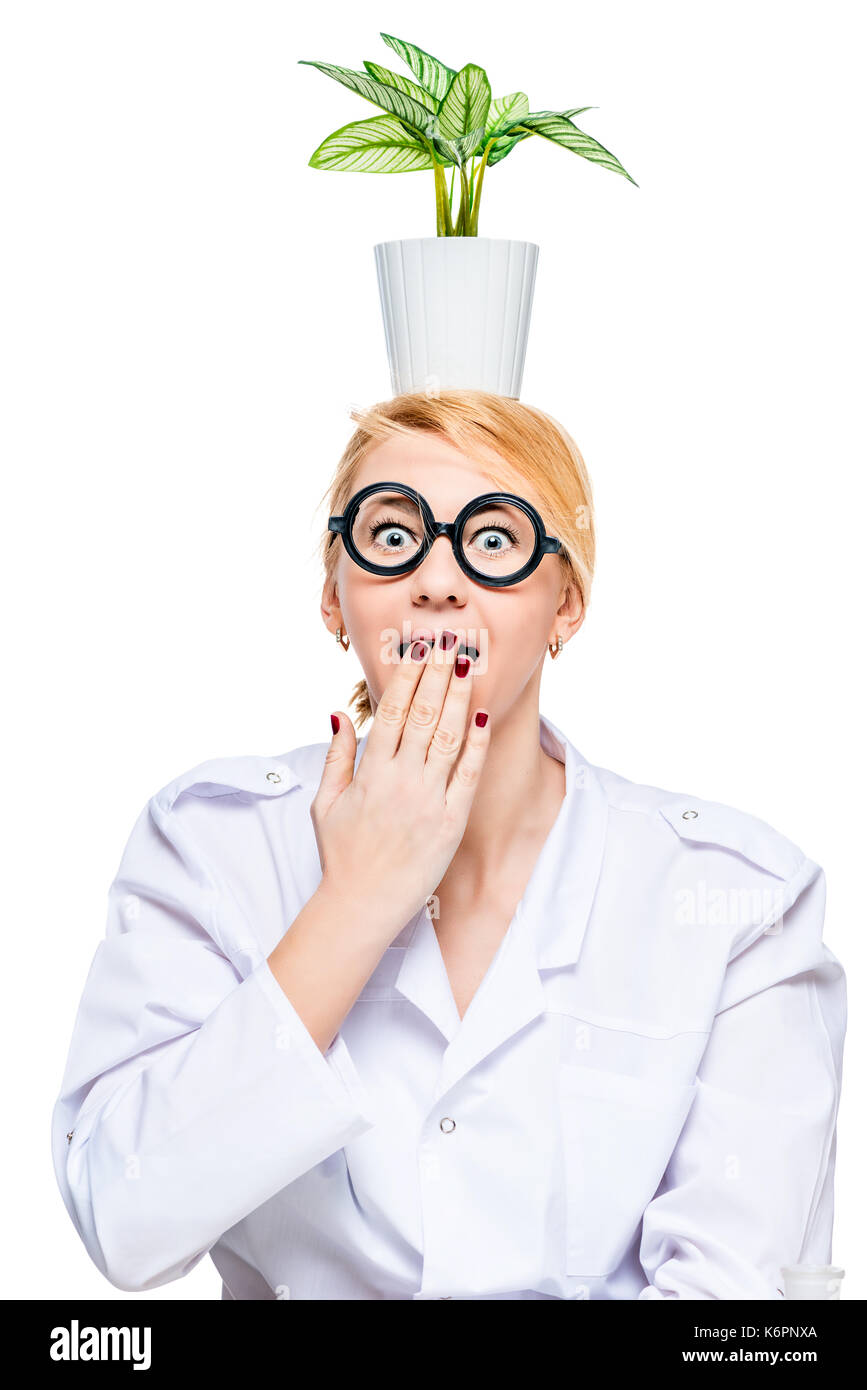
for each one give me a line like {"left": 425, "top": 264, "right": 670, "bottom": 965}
{"left": 353, "top": 431, "right": 542, "bottom": 515}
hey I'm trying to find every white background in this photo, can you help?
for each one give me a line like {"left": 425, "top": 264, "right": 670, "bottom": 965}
{"left": 2, "top": 0, "right": 863, "bottom": 1299}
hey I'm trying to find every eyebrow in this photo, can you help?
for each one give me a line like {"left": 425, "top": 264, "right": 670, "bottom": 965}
{"left": 363, "top": 493, "right": 421, "bottom": 514}
{"left": 364, "top": 493, "right": 524, "bottom": 519}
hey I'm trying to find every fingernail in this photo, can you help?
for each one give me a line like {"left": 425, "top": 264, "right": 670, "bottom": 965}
{"left": 474, "top": 711, "right": 488, "bottom": 727}
{"left": 455, "top": 656, "right": 470, "bottom": 677}
{"left": 411, "top": 640, "right": 429, "bottom": 661}
{"left": 439, "top": 630, "right": 457, "bottom": 650}
{"left": 330, "top": 714, "right": 340, "bottom": 734}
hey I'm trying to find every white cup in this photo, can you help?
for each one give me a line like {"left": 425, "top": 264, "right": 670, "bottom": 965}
{"left": 781, "top": 1264, "right": 845, "bottom": 1299}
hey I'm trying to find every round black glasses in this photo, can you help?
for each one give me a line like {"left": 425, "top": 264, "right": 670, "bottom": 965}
{"left": 328, "top": 482, "right": 563, "bottom": 589}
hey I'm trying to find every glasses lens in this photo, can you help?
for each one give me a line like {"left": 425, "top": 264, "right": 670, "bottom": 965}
{"left": 350, "top": 488, "right": 427, "bottom": 569}
{"left": 460, "top": 499, "right": 538, "bottom": 581}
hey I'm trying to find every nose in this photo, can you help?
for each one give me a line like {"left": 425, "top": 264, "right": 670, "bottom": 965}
{"left": 409, "top": 532, "right": 467, "bottom": 604}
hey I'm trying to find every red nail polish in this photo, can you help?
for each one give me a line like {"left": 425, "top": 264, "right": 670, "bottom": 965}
{"left": 411, "top": 640, "right": 429, "bottom": 661}
{"left": 475, "top": 711, "right": 488, "bottom": 727}
{"left": 330, "top": 714, "right": 339, "bottom": 734}
{"left": 455, "top": 656, "right": 470, "bottom": 677}
{"left": 440, "top": 630, "right": 457, "bottom": 650}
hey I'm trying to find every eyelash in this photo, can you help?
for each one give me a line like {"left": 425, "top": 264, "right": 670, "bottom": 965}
{"left": 468, "top": 522, "right": 520, "bottom": 545}
{"left": 368, "top": 515, "right": 416, "bottom": 544}
{"left": 368, "top": 516, "right": 521, "bottom": 546}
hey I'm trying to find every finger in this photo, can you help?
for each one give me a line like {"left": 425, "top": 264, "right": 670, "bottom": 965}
{"left": 397, "top": 628, "right": 461, "bottom": 762}
{"left": 444, "top": 708, "right": 491, "bottom": 818}
{"left": 422, "top": 644, "right": 477, "bottom": 786}
{"left": 312, "top": 710, "right": 357, "bottom": 818}
{"left": 358, "top": 636, "right": 432, "bottom": 767}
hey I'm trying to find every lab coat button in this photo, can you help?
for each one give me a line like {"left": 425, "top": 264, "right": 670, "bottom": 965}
{"left": 439, "top": 1117, "right": 456, "bottom": 1133}
{"left": 682, "top": 809, "right": 699, "bottom": 819}
{"left": 266, "top": 771, "right": 282, "bottom": 784}
{"left": 66, "top": 1130, "right": 74, "bottom": 1144}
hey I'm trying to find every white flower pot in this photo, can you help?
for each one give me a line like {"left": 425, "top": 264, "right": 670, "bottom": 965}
{"left": 374, "top": 237, "right": 539, "bottom": 399}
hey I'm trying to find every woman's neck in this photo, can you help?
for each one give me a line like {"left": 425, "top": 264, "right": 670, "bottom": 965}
{"left": 445, "top": 696, "right": 566, "bottom": 897}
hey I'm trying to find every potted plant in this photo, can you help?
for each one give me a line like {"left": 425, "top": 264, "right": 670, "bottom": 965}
{"left": 299, "top": 32, "right": 637, "bottom": 396}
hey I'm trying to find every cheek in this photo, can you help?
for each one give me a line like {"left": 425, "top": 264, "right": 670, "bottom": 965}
{"left": 489, "top": 595, "right": 551, "bottom": 653}
{"left": 339, "top": 582, "right": 404, "bottom": 693}
{"left": 365, "top": 643, "right": 404, "bottom": 701}
{"left": 468, "top": 603, "right": 550, "bottom": 687}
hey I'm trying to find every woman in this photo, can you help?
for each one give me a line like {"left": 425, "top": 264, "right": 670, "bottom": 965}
{"left": 52, "top": 389, "right": 846, "bottom": 1300}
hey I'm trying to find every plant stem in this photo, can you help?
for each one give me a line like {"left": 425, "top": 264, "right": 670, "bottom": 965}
{"left": 468, "top": 139, "right": 495, "bottom": 236}
{"left": 431, "top": 155, "right": 454, "bottom": 236}
{"left": 458, "top": 163, "right": 472, "bottom": 237}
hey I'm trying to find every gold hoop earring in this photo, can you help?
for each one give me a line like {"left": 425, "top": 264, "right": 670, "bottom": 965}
{"left": 335, "top": 626, "right": 350, "bottom": 652}
{"left": 548, "top": 634, "right": 564, "bottom": 659}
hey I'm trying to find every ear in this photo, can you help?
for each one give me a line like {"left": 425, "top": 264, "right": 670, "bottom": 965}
{"left": 555, "top": 578, "right": 586, "bottom": 643}
{"left": 320, "top": 576, "right": 341, "bottom": 632}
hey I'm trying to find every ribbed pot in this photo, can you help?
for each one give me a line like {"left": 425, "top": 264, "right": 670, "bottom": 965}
{"left": 373, "top": 237, "right": 539, "bottom": 399}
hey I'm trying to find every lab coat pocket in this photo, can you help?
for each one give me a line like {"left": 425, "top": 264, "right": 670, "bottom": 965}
{"left": 557, "top": 1062, "right": 698, "bottom": 1278}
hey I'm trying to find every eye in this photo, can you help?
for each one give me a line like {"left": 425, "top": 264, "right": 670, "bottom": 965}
{"left": 466, "top": 522, "right": 521, "bottom": 556}
{"left": 367, "top": 514, "right": 420, "bottom": 553}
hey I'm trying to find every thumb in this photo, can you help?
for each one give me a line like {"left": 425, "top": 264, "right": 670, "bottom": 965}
{"left": 315, "top": 711, "right": 357, "bottom": 815}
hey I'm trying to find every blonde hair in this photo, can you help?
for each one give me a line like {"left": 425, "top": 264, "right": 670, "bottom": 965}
{"left": 316, "top": 388, "right": 596, "bottom": 730}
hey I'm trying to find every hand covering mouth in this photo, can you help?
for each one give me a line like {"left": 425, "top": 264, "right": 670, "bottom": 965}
{"left": 396, "top": 637, "right": 479, "bottom": 661}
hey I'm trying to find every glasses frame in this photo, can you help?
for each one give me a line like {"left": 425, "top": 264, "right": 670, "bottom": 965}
{"left": 328, "top": 481, "right": 564, "bottom": 589}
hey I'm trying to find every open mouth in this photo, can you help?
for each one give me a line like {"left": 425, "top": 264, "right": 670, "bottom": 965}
{"left": 397, "top": 639, "right": 479, "bottom": 661}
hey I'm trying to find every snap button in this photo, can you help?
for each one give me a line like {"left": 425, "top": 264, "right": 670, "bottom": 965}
{"left": 66, "top": 1130, "right": 74, "bottom": 1144}
{"left": 681, "top": 809, "right": 699, "bottom": 819}
{"left": 266, "top": 771, "right": 282, "bottom": 784}
{"left": 439, "top": 1117, "right": 456, "bottom": 1133}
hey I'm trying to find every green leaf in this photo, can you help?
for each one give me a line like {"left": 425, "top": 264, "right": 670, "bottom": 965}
{"left": 297, "top": 60, "right": 435, "bottom": 137}
{"left": 379, "top": 32, "right": 457, "bottom": 102}
{"left": 429, "top": 126, "right": 486, "bottom": 164}
{"left": 452, "top": 126, "right": 486, "bottom": 161}
{"left": 485, "top": 92, "right": 529, "bottom": 137}
{"left": 362, "top": 61, "right": 439, "bottom": 112}
{"left": 485, "top": 135, "right": 522, "bottom": 167}
{"left": 428, "top": 134, "right": 460, "bottom": 166}
{"left": 308, "top": 114, "right": 434, "bottom": 172}
{"left": 437, "top": 63, "right": 491, "bottom": 144}
{"left": 494, "top": 110, "right": 638, "bottom": 185}
{"left": 485, "top": 106, "right": 595, "bottom": 166}
{"left": 489, "top": 105, "right": 594, "bottom": 166}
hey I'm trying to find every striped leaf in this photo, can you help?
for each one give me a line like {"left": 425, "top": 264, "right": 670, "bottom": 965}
{"left": 297, "top": 60, "right": 435, "bottom": 137}
{"left": 428, "top": 136, "right": 460, "bottom": 165}
{"left": 453, "top": 126, "right": 486, "bottom": 161}
{"left": 362, "top": 60, "right": 439, "bottom": 112}
{"left": 437, "top": 64, "right": 491, "bottom": 143}
{"left": 379, "top": 32, "right": 457, "bottom": 102}
{"left": 486, "top": 106, "right": 596, "bottom": 166}
{"left": 308, "top": 114, "right": 434, "bottom": 173}
{"left": 430, "top": 126, "right": 487, "bottom": 163}
{"left": 492, "top": 110, "right": 638, "bottom": 184}
{"left": 485, "top": 92, "right": 529, "bottom": 137}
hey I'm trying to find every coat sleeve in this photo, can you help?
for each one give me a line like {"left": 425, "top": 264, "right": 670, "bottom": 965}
{"left": 637, "top": 860, "right": 846, "bottom": 1299}
{"left": 50, "top": 788, "right": 377, "bottom": 1293}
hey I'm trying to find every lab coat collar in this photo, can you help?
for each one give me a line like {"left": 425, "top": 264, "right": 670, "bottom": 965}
{"left": 523, "top": 713, "right": 609, "bottom": 972}
{"left": 351, "top": 712, "right": 608, "bottom": 971}
{"left": 362, "top": 713, "right": 610, "bottom": 1090}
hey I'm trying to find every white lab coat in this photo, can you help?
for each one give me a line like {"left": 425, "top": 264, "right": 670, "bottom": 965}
{"left": 51, "top": 714, "right": 846, "bottom": 1299}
